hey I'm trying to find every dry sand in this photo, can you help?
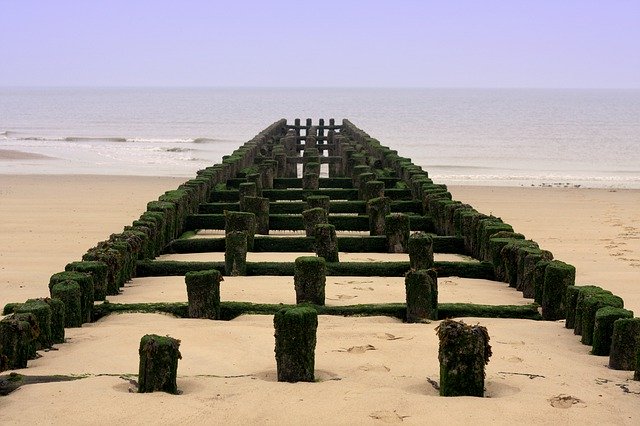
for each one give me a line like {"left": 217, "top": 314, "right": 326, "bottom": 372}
{"left": 1, "top": 177, "right": 639, "bottom": 425}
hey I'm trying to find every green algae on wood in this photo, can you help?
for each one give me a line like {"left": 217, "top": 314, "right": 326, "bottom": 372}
{"left": 405, "top": 269, "right": 438, "bottom": 322}
{"left": 408, "top": 232, "right": 434, "bottom": 270}
{"left": 385, "top": 213, "right": 410, "bottom": 253}
{"left": 185, "top": 269, "right": 222, "bottom": 320}
{"left": 138, "top": 334, "right": 182, "bottom": 394}
{"left": 273, "top": 307, "right": 318, "bottom": 383}
{"left": 294, "top": 256, "right": 326, "bottom": 305}
{"left": 541, "top": 260, "right": 575, "bottom": 320}
{"left": 609, "top": 317, "right": 640, "bottom": 370}
{"left": 51, "top": 280, "right": 83, "bottom": 328}
{"left": 314, "top": 224, "right": 339, "bottom": 262}
{"left": 591, "top": 307, "right": 633, "bottom": 356}
{"left": 437, "top": 319, "right": 492, "bottom": 397}
{"left": 49, "top": 271, "right": 94, "bottom": 324}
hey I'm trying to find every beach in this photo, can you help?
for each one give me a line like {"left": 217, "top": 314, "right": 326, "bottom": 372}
{"left": 1, "top": 175, "right": 638, "bottom": 424}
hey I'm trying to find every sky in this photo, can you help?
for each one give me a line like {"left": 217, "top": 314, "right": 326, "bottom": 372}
{"left": 1, "top": 0, "right": 639, "bottom": 88}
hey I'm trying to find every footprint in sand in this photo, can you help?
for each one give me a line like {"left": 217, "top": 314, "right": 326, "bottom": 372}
{"left": 326, "top": 294, "right": 357, "bottom": 301}
{"left": 507, "top": 356, "right": 524, "bottom": 363}
{"left": 548, "top": 394, "right": 584, "bottom": 409}
{"left": 353, "top": 286, "right": 374, "bottom": 291}
{"left": 338, "top": 344, "right": 376, "bottom": 354}
{"left": 368, "top": 410, "right": 408, "bottom": 423}
{"left": 375, "top": 332, "right": 404, "bottom": 341}
{"left": 358, "top": 364, "right": 390, "bottom": 372}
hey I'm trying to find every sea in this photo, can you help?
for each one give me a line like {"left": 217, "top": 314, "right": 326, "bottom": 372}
{"left": 1, "top": 87, "right": 639, "bottom": 188}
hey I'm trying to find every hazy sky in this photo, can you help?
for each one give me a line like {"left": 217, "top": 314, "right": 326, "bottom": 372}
{"left": 2, "top": 0, "right": 639, "bottom": 88}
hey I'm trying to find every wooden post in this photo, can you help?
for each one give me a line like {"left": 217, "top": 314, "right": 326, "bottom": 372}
{"left": 609, "top": 318, "right": 640, "bottom": 370}
{"left": 542, "top": 260, "right": 575, "bottom": 320}
{"left": 363, "top": 180, "right": 384, "bottom": 202}
{"left": 314, "top": 224, "right": 339, "bottom": 262}
{"left": 247, "top": 173, "right": 263, "bottom": 197}
{"left": 405, "top": 269, "right": 438, "bottom": 322}
{"left": 243, "top": 196, "right": 270, "bottom": 235}
{"left": 306, "top": 195, "right": 330, "bottom": 213}
{"left": 294, "top": 256, "right": 326, "bottom": 305}
{"left": 385, "top": 213, "right": 410, "bottom": 253}
{"left": 274, "top": 306, "right": 318, "bottom": 383}
{"left": 367, "top": 197, "right": 390, "bottom": 236}
{"left": 138, "top": 334, "right": 181, "bottom": 394}
{"left": 238, "top": 182, "right": 257, "bottom": 211}
{"left": 51, "top": 280, "right": 83, "bottom": 328}
{"left": 225, "top": 230, "right": 247, "bottom": 276}
{"left": 408, "top": 232, "right": 434, "bottom": 270}
{"left": 592, "top": 307, "right": 633, "bottom": 356}
{"left": 302, "top": 207, "right": 328, "bottom": 237}
{"left": 224, "top": 211, "right": 256, "bottom": 251}
{"left": 0, "top": 314, "right": 38, "bottom": 369}
{"left": 185, "top": 269, "right": 222, "bottom": 319}
{"left": 437, "top": 320, "right": 492, "bottom": 397}
{"left": 15, "top": 299, "right": 53, "bottom": 350}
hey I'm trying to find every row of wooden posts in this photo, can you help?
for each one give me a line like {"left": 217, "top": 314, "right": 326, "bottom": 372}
{"left": 2, "top": 118, "right": 640, "bottom": 394}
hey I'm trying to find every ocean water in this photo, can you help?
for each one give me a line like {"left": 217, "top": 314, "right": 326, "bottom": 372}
{"left": 1, "top": 87, "right": 639, "bottom": 188}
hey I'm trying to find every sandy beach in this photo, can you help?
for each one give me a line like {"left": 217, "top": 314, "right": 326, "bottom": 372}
{"left": 1, "top": 175, "right": 639, "bottom": 424}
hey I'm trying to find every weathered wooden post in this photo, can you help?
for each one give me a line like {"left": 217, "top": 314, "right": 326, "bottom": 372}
{"left": 243, "top": 196, "right": 270, "bottom": 235}
{"left": 303, "top": 172, "right": 319, "bottom": 190}
{"left": 306, "top": 195, "right": 330, "bottom": 213}
{"left": 225, "top": 230, "right": 248, "bottom": 276}
{"left": 437, "top": 320, "right": 492, "bottom": 397}
{"left": 0, "top": 314, "right": 38, "bottom": 369}
{"left": 51, "top": 280, "right": 82, "bottom": 328}
{"left": 43, "top": 298, "right": 65, "bottom": 344}
{"left": 259, "top": 162, "right": 274, "bottom": 189}
{"left": 274, "top": 306, "right": 318, "bottom": 383}
{"left": 363, "top": 180, "right": 384, "bottom": 202}
{"left": 15, "top": 299, "right": 53, "bottom": 350}
{"left": 185, "top": 269, "right": 222, "bottom": 319}
{"left": 247, "top": 173, "right": 263, "bottom": 196}
{"left": 138, "top": 334, "right": 182, "bottom": 394}
{"left": 238, "top": 182, "right": 257, "bottom": 211}
{"left": 408, "top": 232, "right": 434, "bottom": 270}
{"left": 591, "top": 307, "right": 633, "bottom": 356}
{"left": 357, "top": 173, "right": 375, "bottom": 200}
{"left": 304, "top": 161, "right": 320, "bottom": 177}
{"left": 385, "top": 213, "right": 410, "bottom": 253}
{"left": 302, "top": 207, "right": 328, "bottom": 237}
{"left": 541, "top": 260, "right": 576, "bottom": 320}
{"left": 224, "top": 211, "right": 256, "bottom": 251}
{"left": 580, "top": 293, "right": 623, "bottom": 346}
{"left": 609, "top": 318, "right": 640, "bottom": 370}
{"left": 367, "top": 197, "right": 390, "bottom": 236}
{"left": 294, "top": 256, "right": 326, "bottom": 305}
{"left": 405, "top": 269, "right": 438, "bottom": 322}
{"left": 65, "top": 261, "right": 109, "bottom": 301}
{"left": 314, "top": 224, "right": 339, "bottom": 262}
{"left": 49, "top": 271, "right": 94, "bottom": 323}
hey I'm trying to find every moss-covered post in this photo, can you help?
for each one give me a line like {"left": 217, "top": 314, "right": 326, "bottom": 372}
{"left": 574, "top": 286, "right": 608, "bottom": 336}
{"left": 43, "top": 298, "right": 65, "bottom": 344}
{"left": 437, "top": 319, "right": 492, "bottom": 397}
{"left": 302, "top": 207, "right": 328, "bottom": 237}
{"left": 51, "top": 280, "right": 82, "bottom": 328}
{"left": 65, "top": 261, "right": 109, "bottom": 301}
{"left": 184, "top": 269, "right": 222, "bottom": 320}
{"left": 303, "top": 172, "right": 319, "bottom": 190}
{"left": 306, "top": 195, "right": 330, "bottom": 213}
{"left": 225, "top": 230, "right": 248, "bottom": 276}
{"left": 362, "top": 180, "right": 384, "bottom": 202}
{"left": 49, "top": 271, "right": 94, "bottom": 323}
{"left": 138, "top": 334, "right": 182, "bottom": 394}
{"left": 609, "top": 318, "right": 640, "bottom": 370}
{"left": 259, "top": 162, "right": 275, "bottom": 189}
{"left": 367, "top": 196, "right": 390, "bottom": 236}
{"left": 238, "top": 182, "right": 257, "bottom": 211}
{"left": 247, "top": 173, "right": 263, "bottom": 196}
{"left": 592, "top": 307, "right": 633, "bottom": 356}
{"left": 580, "top": 293, "right": 624, "bottom": 346}
{"left": 408, "top": 232, "right": 434, "bottom": 270}
{"left": 385, "top": 213, "right": 410, "bottom": 253}
{"left": 294, "top": 256, "right": 326, "bottom": 305}
{"left": 273, "top": 306, "right": 318, "bottom": 383}
{"left": 15, "top": 299, "right": 53, "bottom": 350}
{"left": 314, "top": 224, "right": 339, "bottom": 262}
{"left": 405, "top": 269, "right": 438, "bottom": 322}
{"left": 224, "top": 211, "right": 256, "bottom": 251}
{"left": 304, "top": 161, "right": 320, "bottom": 177}
{"left": 0, "top": 314, "right": 38, "bottom": 369}
{"left": 565, "top": 285, "right": 600, "bottom": 330}
{"left": 243, "top": 196, "right": 270, "bottom": 235}
{"left": 356, "top": 173, "right": 375, "bottom": 200}
{"left": 541, "top": 260, "right": 575, "bottom": 320}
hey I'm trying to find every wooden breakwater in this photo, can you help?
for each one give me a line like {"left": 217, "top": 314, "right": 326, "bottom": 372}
{"left": 1, "top": 119, "right": 638, "bottom": 384}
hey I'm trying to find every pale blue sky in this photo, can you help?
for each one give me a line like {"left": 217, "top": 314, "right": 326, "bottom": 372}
{"left": 2, "top": 0, "right": 639, "bottom": 88}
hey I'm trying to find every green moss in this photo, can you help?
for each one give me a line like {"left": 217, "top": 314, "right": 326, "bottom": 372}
{"left": 580, "top": 293, "right": 624, "bottom": 346}
{"left": 301, "top": 207, "right": 328, "bottom": 237}
{"left": 43, "top": 298, "right": 65, "bottom": 344}
{"left": 314, "top": 224, "right": 339, "bottom": 262}
{"left": 274, "top": 307, "right": 318, "bottom": 382}
{"left": 0, "top": 314, "right": 38, "bottom": 369}
{"left": 224, "top": 211, "right": 256, "bottom": 250}
{"left": 225, "top": 231, "right": 247, "bottom": 276}
{"left": 49, "top": 271, "right": 94, "bottom": 323}
{"left": 242, "top": 196, "right": 270, "bottom": 235}
{"left": 385, "top": 213, "right": 410, "bottom": 253}
{"left": 306, "top": 195, "right": 330, "bottom": 212}
{"left": 541, "top": 260, "right": 575, "bottom": 320}
{"left": 65, "top": 261, "right": 109, "bottom": 301}
{"left": 574, "top": 286, "right": 610, "bottom": 335}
